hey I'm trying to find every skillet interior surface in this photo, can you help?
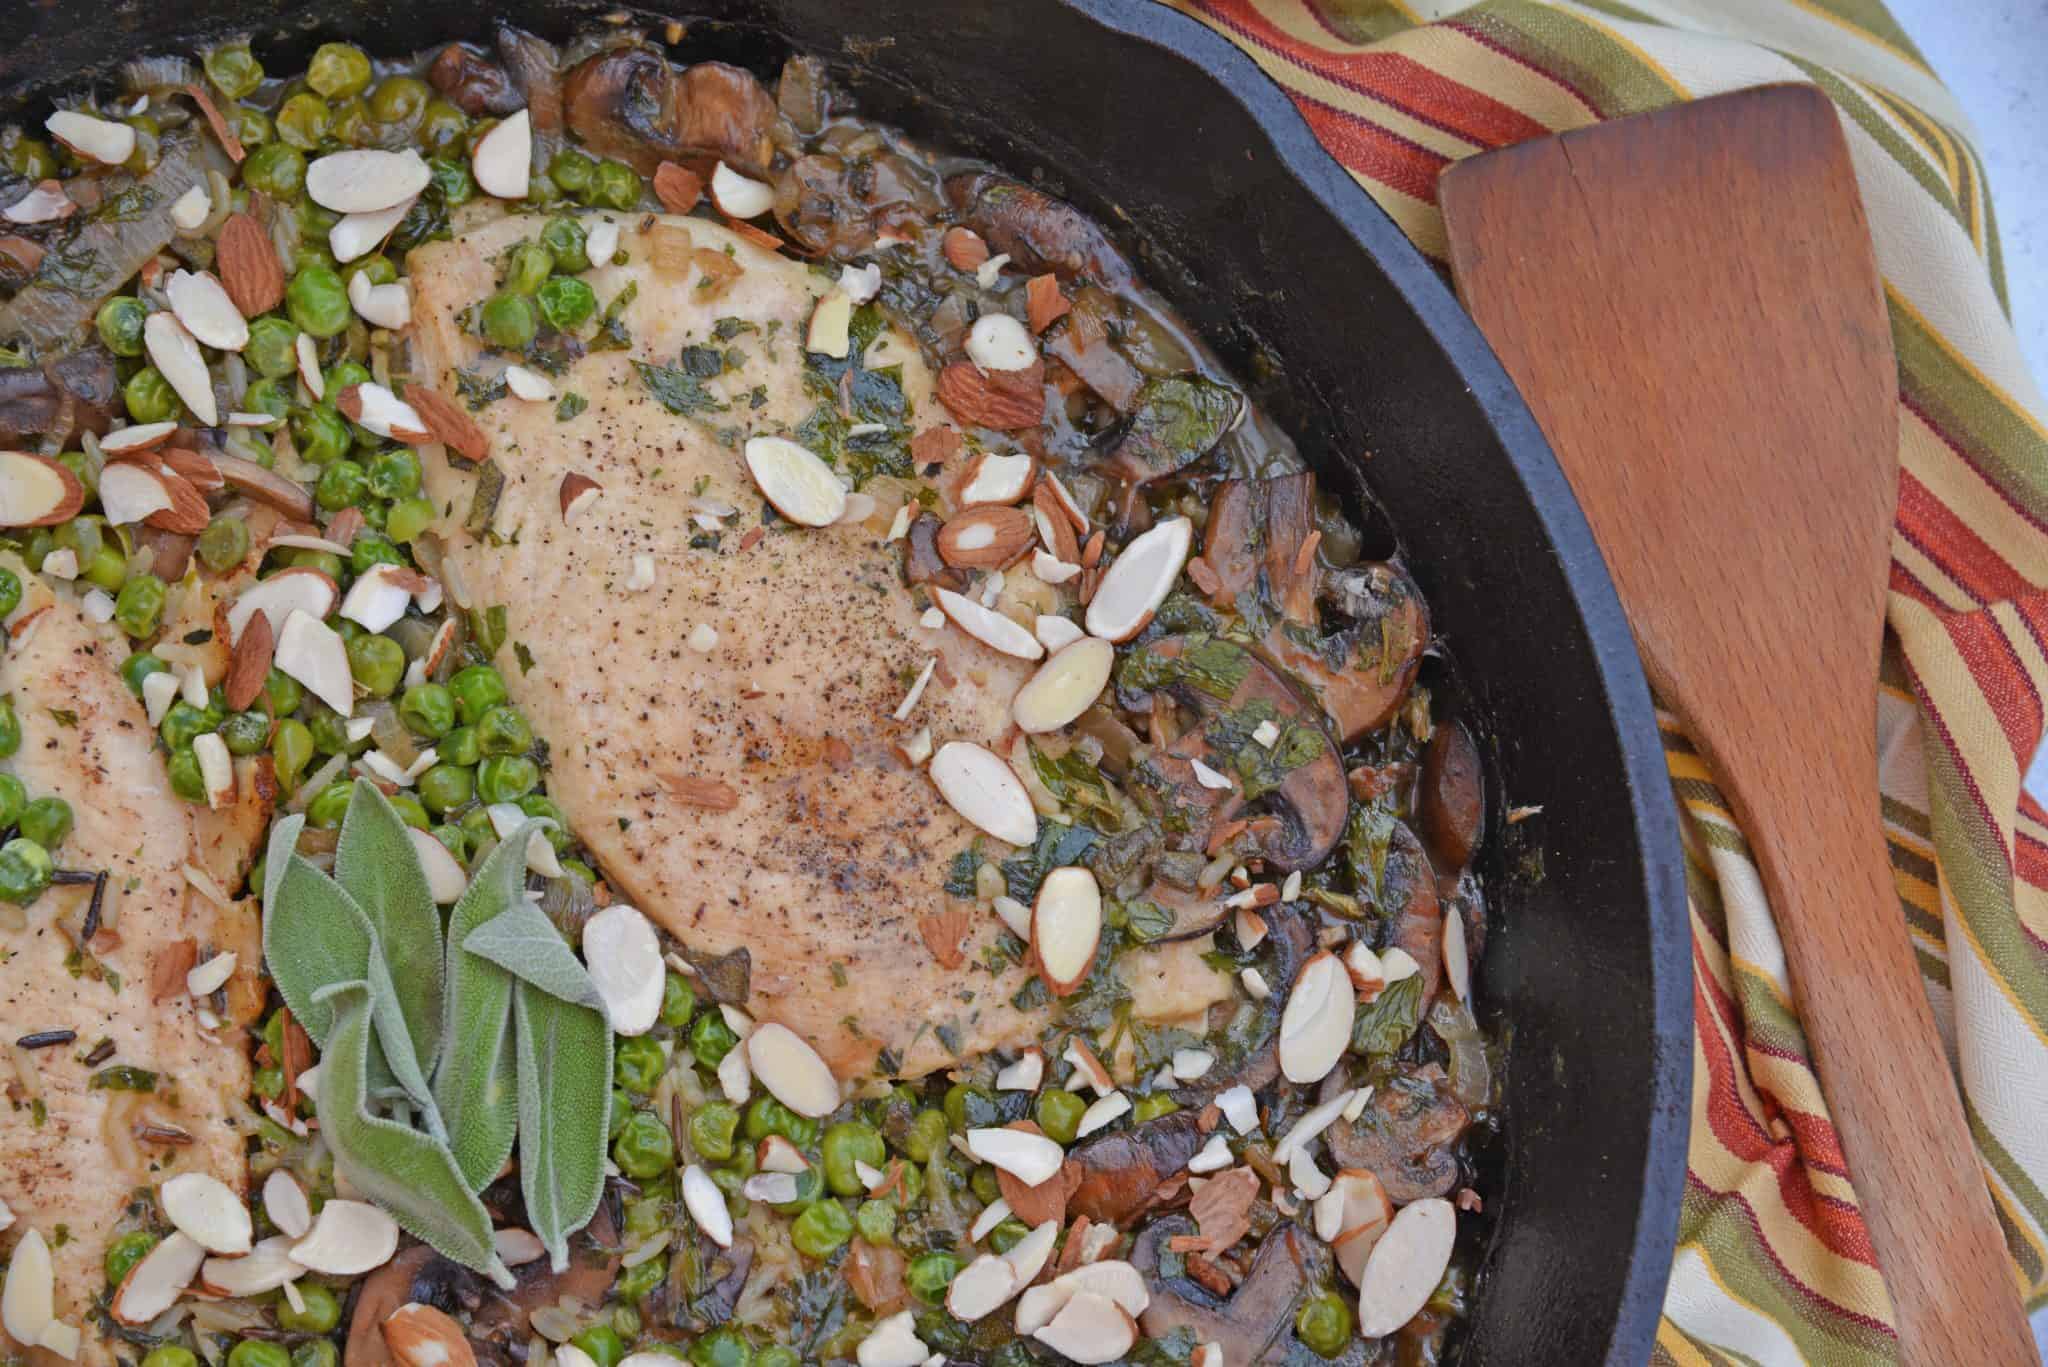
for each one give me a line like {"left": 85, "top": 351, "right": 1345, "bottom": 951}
{"left": 1, "top": 2, "right": 1693, "bottom": 1361}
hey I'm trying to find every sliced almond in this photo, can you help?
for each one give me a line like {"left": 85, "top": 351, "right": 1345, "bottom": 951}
{"left": 472, "top": 110, "right": 532, "bottom": 199}
{"left": 292, "top": 332, "right": 325, "bottom": 400}
{"left": 1063, "top": 1036, "right": 1115, "bottom": 1097}
{"left": 1034, "top": 614, "right": 1085, "bottom": 653}
{"left": 930, "top": 740, "right": 1039, "bottom": 845}
{"left": 709, "top": 162, "right": 774, "bottom": 219}
{"left": 494, "top": 1228, "right": 546, "bottom": 1266}
{"left": 996, "top": 1046, "right": 1045, "bottom": 1093}
{"left": 143, "top": 311, "right": 218, "bottom": 427}
{"left": 957, "top": 453, "right": 1035, "bottom": 507}
{"left": 336, "top": 383, "right": 430, "bottom": 443}
{"left": 142, "top": 670, "right": 181, "bottom": 727}
{"left": 2, "top": 1227, "right": 56, "bottom": 1342}
{"left": 141, "top": 464, "right": 210, "bottom": 536}
{"left": 1075, "top": 1090, "right": 1131, "bottom": 1139}
{"left": 1033, "top": 1291, "right": 1136, "bottom": 1364}
{"left": 584, "top": 217, "right": 621, "bottom": 266}
{"left": 348, "top": 271, "right": 411, "bottom": 330}
{"left": 383, "top": 1302, "right": 478, "bottom": 1367}
{"left": 3, "top": 181, "right": 75, "bottom": 225}
{"left": 1012, "top": 636, "right": 1114, "bottom": 734}
{"left": 966, "top": 1126, "right": 1065, "bottom": 1187}
{"left": 97, "top": 421, "right": 178, "bottom": 457}
{"left": 1380, "top": 947, "right": 1422, "bottom": 984}
{"left": 970, "top": 1197, "right": 1013, "bottom": 1244}
{"left": 306, "top": 148, "right": 431, "bottom": 214}
{"left": 505, "top": 364, "right": 554, "bottom": 401}
{"left": 187, "top": 948, "right": 237, "bottom": 998}
{"left": 217, "top": 212, "right": 286, "bottom": 316}
{"left": 742, "top": 1171, "right": 801, "bottom": 1204}
{"left": 652, "top": 161, "right": 703, "bottom": 213}
{"left": 746, "top": 1022, "right": 840, "bottom": 1118}
{"left": 966, "top": 313, "right": 1037, "bottom": 372}
{"left": 934, "top": 588, "right": 1042, "bottom": 661}
{"left": 227, "top": 568, "right": 339, "bottom": 645}
{"left": 857, "top": 1312, "right": 928, "bottom": 1367}
{"left": 1051, "top": 1258, "right": 1150, "bottom": 1316}
{"left": 806, "top": 288, "right": 853, "bottom": 359}
{"left": 199, "top": 1235, "right": 303, "bottom": 1296}
{"left": 1032, "top": 866, "right": 1102, "bottom": 996}
{"left": 681, "top": 1163, "right": 734, "bottom": 1248}
{"left": 559, "top": 473, "right": 602, "bottom": 523}
{"left": 1357, "top": 1197, "right": 1456, "bottom": 1337}
{"left": 97, "top": 460, "right": 177, "bottom": 526}
{"left": 160, "top": 1171, "right": 252, "bottom": 1253}
{"left": 46, "top": 110, "right": 136, "bottom": 165}
{"left": 937, "top": 505, "right": 1033, "bottom": 569}
{"left": 408, "top": 826, "right": 469, "bottom": 904}
{"left": 757, "top": 1134, "right": 809, "bottom": 1174}
{"left": 1343, "top": 941, "right": 1386, "bottom": 997}
{"left": 263, "top": 1170, "right": 313, "bottom": 1239}
{"left": 274, "top": 608, "right": 354, "bottom": 715}
{"left": 290, "top": 1198, "right": 399, "bottom": 1275}
{"left": 1278, "top": 951, "right": 1356, "bottom": 1086}
{"left": 1443, "top": 906, "right": 1470, "bottom": 1002}
{"left": 340, "top": 562, "right": 421, "bottom": 633}
{"left": 1325, "top": 1170, "right": 1393, "bottom": 1285}
{"left": 330, "top": 197, "right": 413, "bottom": 264}
{"left": 165, "top": 269, "right": 249, "bottom": 351}
{"left": 1032, "top": 549, "right": 1080, "bottom": 585}
{"left": 109, "top": 1230, "right": 204, "bottom": 1324}
{"left": 742, "top": 435, "right": 845, "bottom": 527}
{"left": 947, "top": 1254, "right": 1020, "bottom": 1322}
{"left": 582, "top": 903, "right": 663, "bottom": 1036}
{"left": 1004, "top": 1219, "right": 1059, "bottom": 1287}
{"left": 1084, "top": 516, "right": 1191, "bottom": 642}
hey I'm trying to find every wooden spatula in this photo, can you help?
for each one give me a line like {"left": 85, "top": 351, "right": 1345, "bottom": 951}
{"left": 1440, "top": 83, "right": 2034, "bottom": 1364}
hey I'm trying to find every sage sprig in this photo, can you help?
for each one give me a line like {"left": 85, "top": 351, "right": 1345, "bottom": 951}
{"left": 259, "top": 782, "right": 615, "bottom": 1279}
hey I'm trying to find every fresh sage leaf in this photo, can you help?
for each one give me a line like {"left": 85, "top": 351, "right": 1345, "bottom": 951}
{"left": 432, "top": 820, "right": 528, "bottom": 1190}
{"left": 461, "top": 836, "right": 603, "bottom": 1009}
{"left": 314, "top": 980, "right": 512, "bottom": 1288}
{"left": 336, "top": 780, "right": 445, "bottom": 1082}
{"left": 261, "top": 846, "right": 373, "bottom": 1051}
{"left": 512, "top": 978, "right": 612, "bottom": 1271}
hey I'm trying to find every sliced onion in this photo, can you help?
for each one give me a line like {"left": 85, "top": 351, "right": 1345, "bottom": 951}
{"left": 1429, "top": 997, "right": 1490, "bottom": 1109}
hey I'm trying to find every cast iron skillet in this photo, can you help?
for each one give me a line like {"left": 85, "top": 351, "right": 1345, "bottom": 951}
{"left": 3, "top": 2, "right": 1692, "bottom": 1361}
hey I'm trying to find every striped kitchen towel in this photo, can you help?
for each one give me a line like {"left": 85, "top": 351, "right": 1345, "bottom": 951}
{"left": 1158, "top": 0, "right": 2048, "bottom": 1361}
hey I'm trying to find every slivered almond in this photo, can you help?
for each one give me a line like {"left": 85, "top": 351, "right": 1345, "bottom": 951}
{"left": 158, "top": 444, "right": 225, "bottom": 492}
{"left": 401, "top": 384, "right": 488, "bottom": 462}
{"left": 943, "top": 226, "right": 989, "bottom": 270}
{"left": 559, "top": 473, "right": 602, "bottom": 523}
{"left": 929, "top": 740, "right": 1038, "bottom": 845}
{"left": 383, "top": 1303, "right": 477, "bottom": 1367}
{"left": 744, "top": 435, "right": 845, "bottom": 526}
{"left": 471, "top": 110, "right": 531, "bottom": 200}
{"left": 1032, "top": 483, "right": 1081, "bottom": 563}
{"left": 956, "top": 452, "right": 1035, "bottom": 507}
{"left": 336, "top": 384, "right": 430, "bottom": 443}
{"left": 937, "top": 360, "right": 1043, "bottom": 431}
{"left": 936, "top": 505, "right": 1033, "bottom": 569}
{"left": 1012, "top": 637, "right": 1114, "bottom": 734}
{"left": 97, "top": 422, "right": 177, "bottom": 457}
{"left": 662, "top": 773, "right": 739, "bottom": 810}
{"left": 216, "top": 212, "right": 286, "bottom": 316}
{"left": 917, "top": 908, "right": 970, "bottom": 970}
{"left": 1032, "top": 866, "right": 1102, "bottom": 996}
{"left": 1084, "top": 516, "right": 1192, "bottom": 642}
{"left": 165, "top": 269, "right": 249, "bottom": 351}
{"left": 0, "top": 451, "right": 85, "bottom": 527}
{"left": 934, "top": 587, "right": 1042, "bottom": 660}
{"left": 1027, "top": 274, "right": 1071, "bottom": 333}
{"left": 225, "top": 610, "right": 274, "bottom": 710}
{"left": 654, "top": 161, "right": 703, "bottom": 213}
{"left": 181, "top": 83, "right": 244, "bottom": 161}
{"left": 295, "top": 333, "right": 324, "bottom": 400}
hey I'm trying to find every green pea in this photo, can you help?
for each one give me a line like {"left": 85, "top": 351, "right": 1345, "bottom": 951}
{"left": 160, "top": 700, "right": 211, "bottom": 750}
{"left": 969, "top": 1164, "right": 1002, "bottom": 1205}
{"left": 475, "top": 754, "right": 537, "bottom": 803}
{"left": 242, "top": 377, "right": 293, "bottom": 422}
{"left": 271, "top": 718, "right": 315, "bottom": 791}
{"left": 220, "top": 709, "right": 271, "bottom": 756}
{"left": 569, "top": 1324, "right": 624, "bottom": 1367}
{"left": 1296, "top": 1288, "right": 1354, "bottom": 1358}
{"left": 287, "top": 264, "right": 351, "bottom": 338}
{"left": 433, "top": 724, "right": 479, "bottom": 768}
{"left": 607, "top": 1087, "right": 632, "bottom": 1139}
{"left": 540, "top": 216, "right": 590, "bottom": 273}
{"left": 326, "top": 359, "right": 371, "bottom": 393}
{"left": 945, "top": 1083, "right": 1000, "bottom": 1134}
{"left": 196, "top": 515, "right": 251, "bottom": 574}
{"left": 400, "top": 683, "right": 455, "bottom": 738}
{"left": 854, "top": 1198, "right": 897, "bottom": 1244}
{"left": 537, "top": 275, "right": 598, "bottom": 331}
{"left": 242, "top": 141, "right": 305, "bottom": 198}
{"left": 203, "top": 40, "right": 264, "bottom": 99}
{"left": 592, "top": 159, "right": 641, "bottom": 211}
{"left": 822, "top": 1121, "right": 886, "bottom": 1197}
{"left": 456, "top": 802, "right": 496, "bottom": 846}
{"left": 450, "top": 665, "right": 509, "bottom": 724}
{"left": 0, "top": 566, "right": 19, "bottom": 619}
{"left": 346, "top": 632, "right": 405, "bottom": 698}
{"left": 0, "top": 698, "right": 17, "bottom": 760}
{"left": 549, "top": 149, "right": 595, "bottom": 197}
{"left": 661, "top": 971, "right": 696, "bottom": 1027}
{"left": 228, "top": 1344, "right": 291, "bottom": 1367}
{"left": 306, "top": 780, "right": 354, "bottom": 828}
{"left": 350, "top": 531, "right": 404, "bottom": 575}
{"left": 416, "top": 763, "right": 475, "bottom": 815}
{"left": 95, "top": 296, "right": 148, "bottom": 356}
{"left": 616, "top": 1035, "right": 667, "bottom": 1093}
{"left": 745, "top": 1096, "right": 820, "bottom": 1148}
{"left": 612, "top": 1248, "right": 665, "bottom": 1303}
{"left": 906, "top": 1250, "right": 963, "bottom": 1304}
{"left": 230, "top": 105, "right": 273, "bottom": 149}
{"left": 385, "top": 495, "right": 436, "bottom": 544}
{"left": 688, "top": 1329, "right": 751, "bottom": 1367}
{"left": 144, "top": 1347, "right": 200, "bottom": 1367}
{"left": 307, "top": 42, "right": 372, "bottom": 99}
{"left": 119, "top": 651, "right": 166, "bottom": 697}
{"left": 1034, "top": 1089, "right": 1086, "bottom": 1146}
{"left": 103, "top": 1229, "right": 157, "bottom": 1285}
{"left": 613, "top": 1108, "right": 676, "bottom": 1178}
{"left": 689, "top": 1100, "right": 740, "bottom": 1161}
{"left": 123, "top": 367, "right": 184, "bottom": 424}
{"left": 504, "top": 241, "right": 554, "bottom": 294}
{"left": 291, "top": 404, "right": 351, "bottom": 464}
{"left": 264, "top": 668, "right": 304, "bottom": 718}
{"left": 365, "top": 447, "right": 421, "bottom": 500}
{"left": 243, "top": 315, "right": 299, "bottom": 378}
{"left": 690, "top": 1010, "right": 740, "bottom": 1068}
{"left": 480, "top": 291, "right": 538, "bottom": 349}
{"left": 53, "top": 515, "right": 104, "bottom": 564}
{"left": 431, "top": 823, "right": 468, "bottom": 862}
{"left": 475, "top": 703, "right": 532, "bottom": 756}
{"left": 114, "top": 573, "right": 166, "bottom": 638}
{"left": 305, "top": 706, "right": 357, "bottom": 757}
{"left": 0, "top": 775, "right": 27, "bottom": 830}
{"left": 83, "top": 541, "right": 127, "bottom": 593}
{"left": 341, "top": 254, "right": 397, "bottom": 289}
{"left": 0, "top": 130, "right": 57, "bottom": 182}
{"left": 0, "top": 838, "right": 52, "bottom": 904}
{"left": 754, "top": 1352, "right": 797, "bottom": 1367}
{"left": 902, "top": 1107, "right": 949, "bottom": 1163}
{"left": 1133, "top": 1093, "right": 1180, "bottom": 1123}
{"left": 989, "top": 1217, "right": 1031, "bottom": 1254}
{"left": 789, "top": 1198, "right": 853, "bottom": 1259}
{"left": 419, "top": 107, "right": 471, "bottom": 159}
{"left": 275, "top": 93, "right": 331, "bottom": 150}
{"left": 369, "top": 74, "right": 430, "bottom": 125}
{"left": 315, "top": 459, "right": 367, "bottom": 511}
{"left": 281, "top": 547, "right": 345, "bottom": 579}
{"left": 275, "top": 1279, "right": 340, "bottom": 1332}
{"left": 290, "top": 1345, "right": 336, "bottom": 1367}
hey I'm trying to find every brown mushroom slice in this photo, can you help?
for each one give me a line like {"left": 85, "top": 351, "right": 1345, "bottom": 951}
{"left": 1099, "top": 375, "right": 1246, "bottom": 487}
{"left": 1129, "top": 877, "right": 1232, "bottom": 943}
{"left": 1131, "top": 1217, "right": 1322, "bottom": 1364}
{"left": 561, "top": 48, "right": 777, "bottom": 178}
{"left": 1419, "top": 719, "right": 1484, "bottom": 873}
{"left": 427, "top": 43, "right": 524, "bottom": 116}
{"left": 495, "top": 25, "right": 564, "bottom": 133}
{"left": 343, "top": 1244, "right": 438, "bottom": 1367}
{"left": 1264, "top": 560, "right": 1429, "bottom": 745}
{"left": 1131, "top": 635, "right": 1348, "bottom": 872}
{"left": 1261, "top": 471, "right": 1319, "bottom": 626}
{"left": 1198, "top": 478, "right": 1263, "bottom": 603}
{"left": 0, "top": 346, "right": 118, "bottom": 444}
{"left": 902, "top": 511, "right": 967, "bottom": 592}
{"left": 1169, "top": 908, "right": 1313, "bottom": 1110}
{"left": 944, "top": 172, "right": 1132, "bottom": 285}
{"left": 1324, "top": 1063, "right": 1470, "bottom": 1205}
{"left": 1382, "top": 820, "right": 1444, "bottom": 1012}
{"left": 1067, "top": 1110, "right": 1207, "bottom": 1228}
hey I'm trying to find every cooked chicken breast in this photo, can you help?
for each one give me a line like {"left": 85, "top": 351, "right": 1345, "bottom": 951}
{"left": 0, "top": 586, "right": 257, "bottom": 1361}
{"left": 409, "top": 213, "right": 1229, "bottom": 1078}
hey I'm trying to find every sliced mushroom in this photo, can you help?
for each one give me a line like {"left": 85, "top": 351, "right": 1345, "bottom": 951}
{"left": 1066, "top": 1110, "right": 1206, "bottom": 1228}
{"left": 1380, "top": 820, "right": 1443, "bottom": 1012}
{"left": 944, "top": 172, "right": 1131, "bottom": 285}
{"left": 561, "top": 48, "right": 778, "bottom": 177}
{"left": 427, "top": 43, "right": 523, "bottom": 116}
{"left": 1324, "top": 1063, "right": 1470, "bottom": 1205}
{"left": 902, "top": 511, "right": 966, "bottom": 592}
{"left": 494, "top": 25, "right": 564, "bottom": 133}
{"left": 1169, "top": 908, "right": 1312, "bottom": 1110}
{"left": 1100, "top": 375, "right": 1245, "bottom": 487}
{"left": 1131, "top": 1216, "right": 1322, "bottom": 1364}
{"left": 0, "top": 346, "right": 117, "bottom": 444}
{"left": 1419, "top": 719, "right": 1484, "bottom": 873}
